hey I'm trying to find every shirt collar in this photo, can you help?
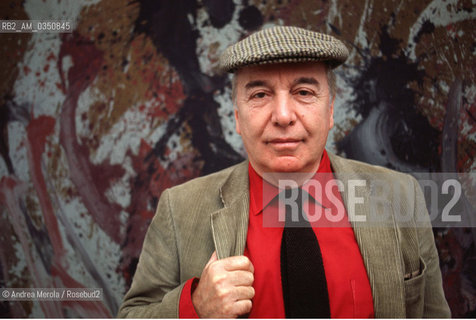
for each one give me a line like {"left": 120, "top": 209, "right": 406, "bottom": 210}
{"left": 248, "top": 150, "right": 333, "bottom": 216}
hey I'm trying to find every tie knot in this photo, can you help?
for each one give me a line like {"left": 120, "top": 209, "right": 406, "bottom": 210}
{"left": 283, "top": 187, "right": 303, "bottom": 203}
{"left": 280, "top": 188, "right": 309, "bottom": 227}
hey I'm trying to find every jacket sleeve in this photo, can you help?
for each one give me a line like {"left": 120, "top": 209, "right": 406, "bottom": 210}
{"left": 117, "top": 189, "right": 184, "bottom": 318}
{"left": 411, "top": 177, "right": 451, "bottom": 318}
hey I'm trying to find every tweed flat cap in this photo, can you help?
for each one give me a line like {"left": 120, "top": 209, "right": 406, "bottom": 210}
{"left": 219, "top": 26, "right": 349, "bottom": 73}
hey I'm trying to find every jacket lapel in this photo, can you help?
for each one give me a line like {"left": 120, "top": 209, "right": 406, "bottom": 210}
{"left": 210, "top": 161, "right": 250, "bottom": 260}
{"left": 328, "top": 153, "right": 406, "bottom": 317}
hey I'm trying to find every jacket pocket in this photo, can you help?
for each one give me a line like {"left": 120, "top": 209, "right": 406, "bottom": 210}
{"left": 404, "top": 257, "right": 426, "bottom": 318}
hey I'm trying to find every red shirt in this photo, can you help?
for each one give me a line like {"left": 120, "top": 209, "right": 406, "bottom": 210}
{"left": 179, "top": 150, "right": 374, "bottom": 318}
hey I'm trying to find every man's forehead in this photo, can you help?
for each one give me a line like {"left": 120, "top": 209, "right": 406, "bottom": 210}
{"left": 236, "top": 62, "right": 327, "bottom": 85}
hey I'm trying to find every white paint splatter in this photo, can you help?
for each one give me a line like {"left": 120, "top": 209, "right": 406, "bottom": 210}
{"left": 407, "top": 0, "right": 476, "bottom": 60}
{"left": 9, "top": 242, "right": 27, "bottom": 280}
{"left": 84, "top": 97, "right": 167, "bottom": 166}
{"left": 23, "top": 0, "right": 101, "bottom": 21}
{"left": 213, "top": 85, "right": 246, "bottom": 157}
{"left": 105, "top": 179, "right": 131, "bottom": 208}
{"left": 0, "top": 155, "right": 8, "bottom": 178}
{"left": 194, "top": 2, "right": 244, "bottom": 76}
{"left": 55, "top": 193, "right": 125, "bottom": 305}
{"left": 13, "top": 34, "right": 65, "bottom": 118}
{"left": 460, "top": 83, "right": 476, "bottom": 143}
{"left": 327, "top": 68, "right": 362, "bottom": 154}
{"left": 162, "top": 130, "right": 182, "bottom": 165}
{"left": 76, "top": 86, "right": 103, "bottom": 142}
{"left": 7, "top": 122, "right": 30, "bottom": 182}
{"left": 15, "top": 0, "right": 101, "bottom": 118}
{"left": 349, "top": 0, "right": 372, "bottom": 62}
{"left": 326, "top": 0, "right": 342, "bottom": 33}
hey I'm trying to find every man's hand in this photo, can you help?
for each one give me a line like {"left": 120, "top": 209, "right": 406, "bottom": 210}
{"left": 191, "top": 251, "right": 255, "bottom": 318}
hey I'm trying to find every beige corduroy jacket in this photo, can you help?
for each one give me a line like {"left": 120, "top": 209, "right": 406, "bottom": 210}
{"left": 118, "top": 153, "right": 451, "bottom": 318}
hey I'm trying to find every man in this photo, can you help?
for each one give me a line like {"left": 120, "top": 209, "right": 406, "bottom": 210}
{"left": 118, "top": 26, "right": 451, "bottom": 318}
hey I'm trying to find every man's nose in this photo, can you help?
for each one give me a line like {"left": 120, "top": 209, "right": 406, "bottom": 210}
{"left": 271, "top": 94, "right": 297, "bottom": 127}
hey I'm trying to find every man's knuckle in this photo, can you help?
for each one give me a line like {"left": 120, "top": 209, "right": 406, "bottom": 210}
{"left": 223, "top": 303, "right": 234, "bottom": 315}
{"left": 211, "top": 273, "right": 225, "bottom": 285}
{"left": 232, "top": 256, "right": 245, "bottom": 265}
{"left": 248, "top": 272, "right": 254, "bottom": 283}
{"left": 240, "top": 299, "right": 252, "bottom": 314}
{"left": 249, "top": 286, "right": 255, "bottom": 298}
{"left": 209, "top": 262, "right": 221, "bottom": 273}
{"left": 239, "top": 271, "right": 253, "bottom": 285}
{"left": 217, "top": 287, "right": 230, "bottom": 300}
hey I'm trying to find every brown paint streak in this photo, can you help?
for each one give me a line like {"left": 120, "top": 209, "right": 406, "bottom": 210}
{"left": 75, "top": 0, "right": 141, "bottom": 138}
{"left": 74, "top": 0, "right": 185, "bottom": 161}
{"left": 277, "top": 0, "right": 330, "bottom": 30}
{"left": 249, "top": 0, "right": 290, "bottom": 22}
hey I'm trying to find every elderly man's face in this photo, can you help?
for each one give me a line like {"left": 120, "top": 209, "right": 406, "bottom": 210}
{"left": 234, "top": 62, "right": 334, "bottom": 176}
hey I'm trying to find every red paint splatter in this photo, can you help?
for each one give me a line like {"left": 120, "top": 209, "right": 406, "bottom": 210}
{"left": 446, "top": 24, "right": 456, "bottom": 32}
{"left": 129, "top": 36, "right": 185, "bottom": 118}
{"left": 25, "top": 117, "right": 112, "bottom": 315}
{"left": 51, "top": 264, "right": 111, "bottom": 317}
{"left": 119, "top": 139, "right": 169, "bottom": 284}
{"left": 26, "top": 115, "right": 65, "bottom": 257}
{"left": 23, "top": 65, "right": 31, "bottom": 75}
{"left": 46, "top": 52, "right": 56, "bottom": 61}
{"left": 120, "top": 137, "right": 201, "bottom": 285}
{"left": 43, "top": 64, "right": 50, "bottom": 73}
{"left": 0, "top": 177, "right": 65, "bottom": 317}
{"left": 57, "top": 32, "right": 124, "bottom": 244}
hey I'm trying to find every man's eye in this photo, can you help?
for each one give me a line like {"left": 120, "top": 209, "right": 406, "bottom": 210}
{"left": 252, "top": 92, "right": 267, "bottom": 99}
{"left": 298, "top": 90, "right": 311, "bottom": 96}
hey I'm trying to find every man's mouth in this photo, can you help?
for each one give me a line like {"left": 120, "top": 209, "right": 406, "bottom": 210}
{"left": 266, "top": 138, "right": 303, "bottom": 149}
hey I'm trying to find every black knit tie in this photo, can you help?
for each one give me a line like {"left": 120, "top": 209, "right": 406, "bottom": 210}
{"left": 280, "top": 188, "right": 330, "bottom": 318}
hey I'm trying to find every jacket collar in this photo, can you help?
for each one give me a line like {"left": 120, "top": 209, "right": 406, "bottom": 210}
{"left": 210, "top": 161, "right": 250, "bottom": 260}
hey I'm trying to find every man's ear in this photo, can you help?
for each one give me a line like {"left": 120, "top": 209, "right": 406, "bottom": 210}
{"left": 234, "top": 108, "right": 241, "bottom": 135}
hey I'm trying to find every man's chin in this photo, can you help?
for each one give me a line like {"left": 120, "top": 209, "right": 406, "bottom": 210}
{"left": 267, "top": 159, "right": 307, "bottom": 173}
{"left": 253, "top": 158, "right": 317, "bottom": 186}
